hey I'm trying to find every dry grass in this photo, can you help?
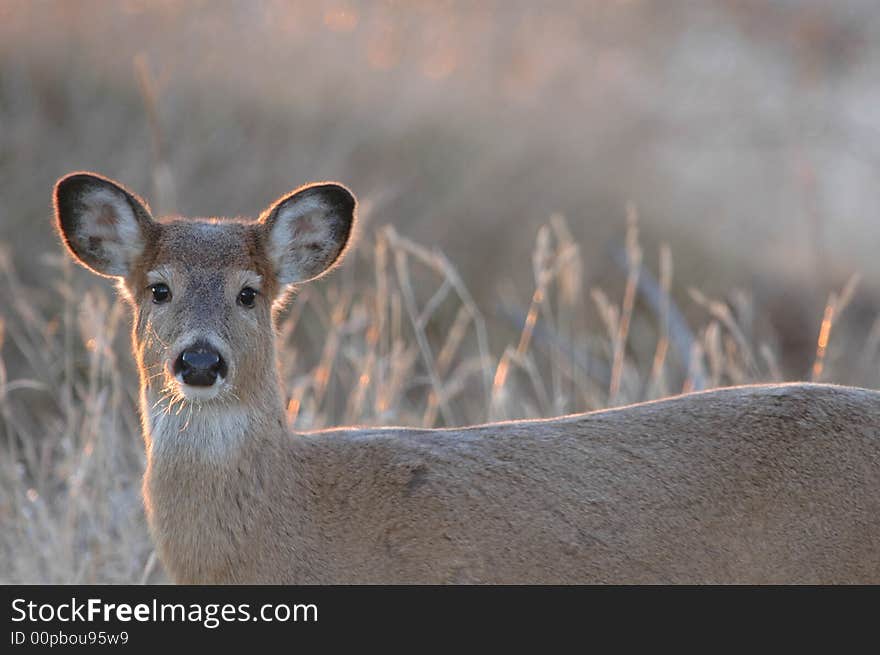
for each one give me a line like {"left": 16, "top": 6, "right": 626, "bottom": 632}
{"left": 1, "top": 216, "right": 875, "bottom": 583}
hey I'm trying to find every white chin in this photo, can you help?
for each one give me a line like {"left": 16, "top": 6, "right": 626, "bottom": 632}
{"left": 175, "top": 376, "right": 225, "bottom": 400}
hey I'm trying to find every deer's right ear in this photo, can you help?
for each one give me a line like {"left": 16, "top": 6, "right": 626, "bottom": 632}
{"left": 54, "top": 172, "right": 156, "bottom": 278}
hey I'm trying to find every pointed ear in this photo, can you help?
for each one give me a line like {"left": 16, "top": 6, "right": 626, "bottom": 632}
{"left": 259, "top": 182, "right": 356, "bottom": 287}
{"left": 54, "top": 172, "right": 157, "bottom": 278}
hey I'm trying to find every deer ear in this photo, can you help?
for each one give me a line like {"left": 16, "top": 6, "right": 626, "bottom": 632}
{"left": 54, "top": 172, "right": 156, "bottom": 278}
{"left": 259, "top": 182, "right": 356, "bottom": 287}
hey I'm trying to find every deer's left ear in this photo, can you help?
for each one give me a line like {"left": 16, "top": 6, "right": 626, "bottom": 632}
{"left": 259, "top": 182, "right": 356, "bottom": 286}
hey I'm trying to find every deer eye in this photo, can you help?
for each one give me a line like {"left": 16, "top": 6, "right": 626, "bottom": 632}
{"left": 238, "top": 287, "right": 258, "bottom": 309}
{"left": 149, "top": 283, "right": 171, "bottom": 304}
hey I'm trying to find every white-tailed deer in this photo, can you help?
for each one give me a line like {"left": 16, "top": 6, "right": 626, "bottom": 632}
{"left": 54, "top": 172, "right": 880, "bottom": 583}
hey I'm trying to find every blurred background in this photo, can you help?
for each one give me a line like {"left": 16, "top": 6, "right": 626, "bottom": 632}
{"left": 2, "top": 0, "right": 880, "bottom": 582}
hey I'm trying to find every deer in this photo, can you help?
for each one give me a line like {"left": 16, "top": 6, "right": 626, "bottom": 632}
{"left": 53, "top": 171, "right": 880, "bottom": 584}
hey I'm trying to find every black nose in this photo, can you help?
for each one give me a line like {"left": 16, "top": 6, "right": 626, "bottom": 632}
{"left": 173, "top": 342, "right": 227, "bottom": 387}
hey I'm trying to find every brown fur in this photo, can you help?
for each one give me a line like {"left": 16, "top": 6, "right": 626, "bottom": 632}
{"left": 54, "top": 173, "right": 880, "bottom": 583}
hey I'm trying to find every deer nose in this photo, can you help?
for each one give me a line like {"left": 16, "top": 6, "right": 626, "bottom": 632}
{"left": 174, "top": 342, "right": 227, "bottom": 387}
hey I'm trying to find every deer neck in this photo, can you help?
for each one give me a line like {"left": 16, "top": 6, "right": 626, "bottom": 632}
{"left": 138, "top": 373, "right": 311, "bottom": 582}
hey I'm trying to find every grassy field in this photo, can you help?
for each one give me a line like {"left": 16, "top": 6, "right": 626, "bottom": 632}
{"left": 2, "top": 1, "right": 880, "bottom": 583}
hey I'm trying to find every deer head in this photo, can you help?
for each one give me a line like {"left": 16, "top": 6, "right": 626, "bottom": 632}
{"left": 54, "top": 172, "right": 356, "bottom": 412}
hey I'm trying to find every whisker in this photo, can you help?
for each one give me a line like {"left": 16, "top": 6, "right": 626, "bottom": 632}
{"left": 179, "top": 403, "right": 194, "bottom": 432}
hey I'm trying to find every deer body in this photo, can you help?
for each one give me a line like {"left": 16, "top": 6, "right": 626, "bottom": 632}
{"left": 144, "top": 383, "right": 880, "bottom": 584}
{"left": 54, "top": 173, "right": 880, "bottom": 584}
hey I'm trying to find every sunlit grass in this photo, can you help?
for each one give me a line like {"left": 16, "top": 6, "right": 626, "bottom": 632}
{"left": 0, "top": 221, "right": 869, "bottom": 583}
